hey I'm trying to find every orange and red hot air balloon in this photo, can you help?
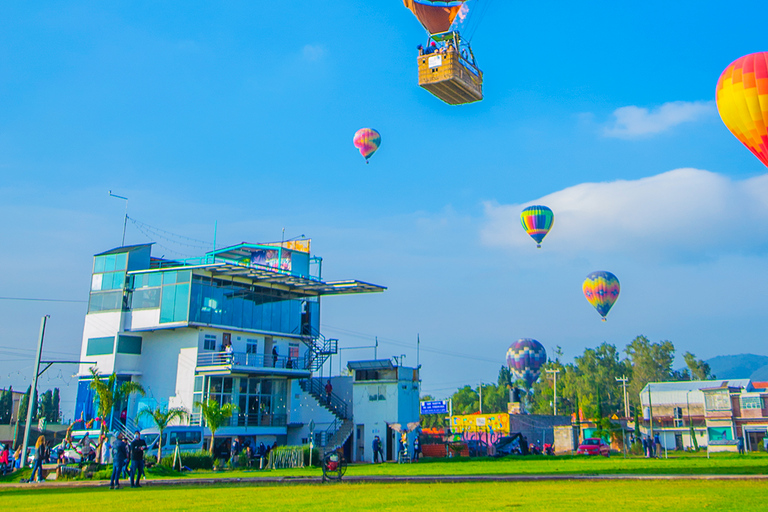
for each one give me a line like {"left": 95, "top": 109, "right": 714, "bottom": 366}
{"left": 716, "top": 52, "right": 768, "bottom": 168}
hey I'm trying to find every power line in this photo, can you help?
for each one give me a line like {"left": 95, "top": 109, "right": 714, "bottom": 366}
{"left": 0, "top": 296, "right": 86, "bottom": 303}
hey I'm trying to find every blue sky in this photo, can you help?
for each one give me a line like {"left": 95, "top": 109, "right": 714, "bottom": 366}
{"left": 1, "top": 1, "right": 767, "bottom": 415}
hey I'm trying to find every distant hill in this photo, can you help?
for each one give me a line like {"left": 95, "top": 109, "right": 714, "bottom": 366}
{"left": 704, "top": 354, "right": 768, "bottom": 381}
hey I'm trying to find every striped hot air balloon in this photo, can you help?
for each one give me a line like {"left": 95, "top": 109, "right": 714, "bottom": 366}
{"left": 583, "top": 271, "right": 620, "bottom": 321}
{"left": 353, "top": 128, "right": 381, "bottom": 163}
{"left": 520, "top": 205, "right": 554, "bottom": 248}
{"left": 505, "top": 338, "right": 547, "bottom": 388}
{"left": 716, "top": 52, "right": 768, "bottom": 168}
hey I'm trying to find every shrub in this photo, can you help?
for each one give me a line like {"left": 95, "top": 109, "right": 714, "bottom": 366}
{"left": 301, "top": 444, "right": 320, "bottom": 467}
{"left": 159, "top": 450, "right": 213, "bottom": 470}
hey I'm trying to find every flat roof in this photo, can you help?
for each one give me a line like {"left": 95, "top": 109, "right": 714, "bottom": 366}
{"left": 348, "top": 359, "right": 396, "bottom": 371}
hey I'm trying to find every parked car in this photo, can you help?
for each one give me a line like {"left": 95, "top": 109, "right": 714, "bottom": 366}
{"left": 466, "top": 440, "right": 488, "bottom": 457}
{"left": 142, "top": 426, "right": 205, "bottom": 459}
{"left": 576, "top": 437, "right": 610, "bottom": 457}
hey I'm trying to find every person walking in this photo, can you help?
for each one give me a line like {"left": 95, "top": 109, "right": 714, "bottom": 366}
{"left": 30, "top": 436, "right": 47, "bottom": 483}
{"left": 325, "top": 380, "right": 333, "bottom": 406}
{"left": 110, "top": 434, "right": 127, "bottom": 490}
{"left": 129, "top": 431, "right": 147, "bottom": 488}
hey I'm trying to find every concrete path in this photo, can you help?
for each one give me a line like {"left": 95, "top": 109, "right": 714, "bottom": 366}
{"left": 3, "top": 472, "right": 768, "bottom": 490}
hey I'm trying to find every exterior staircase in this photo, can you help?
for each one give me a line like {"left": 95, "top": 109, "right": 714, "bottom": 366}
{"left": 298, "top": 325, "right": 338, "bottom": 372}
{"left": 299, "top": 378, "right": 353, "bottom": 453}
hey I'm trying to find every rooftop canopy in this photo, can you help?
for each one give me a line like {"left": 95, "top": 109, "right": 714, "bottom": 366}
{"left": 348, "top": 359, "right": 396, "bottom": 371}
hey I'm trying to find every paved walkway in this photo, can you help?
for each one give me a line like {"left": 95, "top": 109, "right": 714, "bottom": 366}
{"left": 3, "top": 472, "right": 768, "bottom": 490}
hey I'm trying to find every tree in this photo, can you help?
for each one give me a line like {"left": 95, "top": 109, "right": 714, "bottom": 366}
{"left": 89, "top": 367, "right": 146, "bottom": 462}
{"left": 683, "top": 352, "right": 714, "bottom": 381}
{"left": 52, "top": 388, "right": 60, "bottom": 423}
{"left": 625, "top": 336, "right": 676, "bottom": 411}
{"left": 450, "top": 385, "right": 479, "bottom": 415}
{"left": 39, "top": 390, "right": 54, "bottom": 423}
{"left": 138, "top": 406, "right": 188, "bottom": 463}
{"left": 418, "top": 395, "right": 445, "bottom": 430}
{"left": 572, "top": 343, "right": 628, "bottom": 420}
{"left": 18, "top": 385, "right": 38, "bottom": 422}
{"left": 0, "top": 387, "right": 12, "bottom": 425}
{"left": 195, "top": 398, "right": 238, "bottom": 454}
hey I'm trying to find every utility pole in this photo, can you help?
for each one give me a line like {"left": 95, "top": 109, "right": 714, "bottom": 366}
{"left": 374, "top": 337, "right": 378, "bottom": 359}
{"left": 616, "top": 376, "right": 630, "bottom": 418}
{"left": 479, "top": 383, "right": 482, "bottom": 414}
{"left": 21, "top": 315, "right": 49, "bottom": 468}
{"left": 545, "top": 369, "right": 560, "bottom": 416}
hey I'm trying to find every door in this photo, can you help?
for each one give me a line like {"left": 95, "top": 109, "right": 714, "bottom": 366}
{"left": 386, "top": 425, "right": 394, "bottom": 461}
{"left": 356, "top": 425, "right": 365, "bottom": 462}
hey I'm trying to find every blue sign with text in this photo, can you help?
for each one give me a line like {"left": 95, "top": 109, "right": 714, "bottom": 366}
{"left": 420, "top": 400, "right": 448, "bottom": 415}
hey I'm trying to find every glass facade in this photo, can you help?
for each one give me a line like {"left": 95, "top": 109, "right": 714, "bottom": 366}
{"left": 159, "top": 270, "right": 191, "bottom": 323}
{"left": 189, "top": 275, "right": 319, "bottom": 335}
{"left": 192, "top": 375, "right": 287, "bottom": 427}
{"left": 89, "top": 252, "right": 129, "bottom": 313}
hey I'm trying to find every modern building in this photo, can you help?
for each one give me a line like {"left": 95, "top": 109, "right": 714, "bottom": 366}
{"left": 74, "top": 240, "right": 385, "bottom": 454}
{"left": 639, "top": 379, "right": 768, "bottom": 452}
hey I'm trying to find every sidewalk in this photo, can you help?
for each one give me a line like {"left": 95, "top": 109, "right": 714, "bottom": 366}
{"left": 3, "top": 472, "right": 768, "bottom": 490}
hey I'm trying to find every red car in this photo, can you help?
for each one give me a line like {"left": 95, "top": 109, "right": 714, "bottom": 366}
{"left": 576, "top": 438, "right": 610, "bottom": 457}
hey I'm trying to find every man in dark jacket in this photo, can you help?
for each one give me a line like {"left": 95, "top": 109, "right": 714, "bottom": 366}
{"left": 129, "top": 431, "right": 147, "bottom": 488}
{"left": 110, "top": 434, "right": 128, "bottom": 490}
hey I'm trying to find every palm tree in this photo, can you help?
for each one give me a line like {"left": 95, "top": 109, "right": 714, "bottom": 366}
{"left": 195, "top": 398, "right": 238, "bottom": 454}
{"left": 89, "top": 367, "right": 146, "bottom": 462}
{"left": 137, "top": 406, "right": 188, "bottom": 463}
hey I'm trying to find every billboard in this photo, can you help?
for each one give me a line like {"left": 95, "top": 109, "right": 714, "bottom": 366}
{"left": 450, "top": 413, "right": 509, "bottom": 435}
{"left": 250, "top": 249, "right": 292, "bottom": 271}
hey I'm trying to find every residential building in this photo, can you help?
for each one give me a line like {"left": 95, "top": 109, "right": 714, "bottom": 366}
{"left": 74, "top": 240, "right": 385, "bottom": 454}
{"left": 639, "top": 379, "right": 768, "bottom": 452}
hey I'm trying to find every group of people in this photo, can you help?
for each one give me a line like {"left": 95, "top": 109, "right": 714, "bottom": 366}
{"left": 370, "top": 433, "right": 421, "bottom": 464}
{"left": 108, "top": 430, "right": 147, "bottom": 489}
{"left": 229, "top": 437, "right": 277, "bottom": 468}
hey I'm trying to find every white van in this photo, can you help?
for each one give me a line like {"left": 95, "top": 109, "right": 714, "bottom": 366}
{"left": 140, "top": 426, "right": 205, "bottom": 458}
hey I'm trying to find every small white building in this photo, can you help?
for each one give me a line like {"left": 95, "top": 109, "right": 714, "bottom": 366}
{"left": 348, "top": 360, "right": 420, "bottom": 462}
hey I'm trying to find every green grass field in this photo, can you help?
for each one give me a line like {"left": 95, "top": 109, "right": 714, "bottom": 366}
{"left": 3, "top": 480, "right": 768, "bottom": 512}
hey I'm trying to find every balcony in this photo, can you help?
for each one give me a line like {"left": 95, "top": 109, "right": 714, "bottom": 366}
{"left": 196, "top": 351, "right": 311, "bottom": 377}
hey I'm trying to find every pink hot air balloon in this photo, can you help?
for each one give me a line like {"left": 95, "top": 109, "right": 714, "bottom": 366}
{"left": 353, "top": 128, "right": 381, "bottom": 163}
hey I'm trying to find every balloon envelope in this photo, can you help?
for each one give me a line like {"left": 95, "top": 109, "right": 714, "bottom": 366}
{"left": 353, "top": 128, "right": 381, "bottom": 161}
{"left": 716, "top": 52, "right": 768, "bottom": 168}
{"left": 520, "top": 205, "right": 554, "bottom": 248}
{"left": 505, "top": 338, "right": 547, "bottom": 388}
{"left": 583, "top": 271, "right": 620, "bottom": 321}
{"left": 403, "top": 0, "right": 467, "bottom": 34}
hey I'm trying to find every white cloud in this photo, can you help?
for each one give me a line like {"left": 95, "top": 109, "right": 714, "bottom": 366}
{"left": 603, "top": 101, "right": 715, "bottom": 138}
{"left": 481, "top": 168, "right": 768, "bottom": 259}
{"left": 302, "top": 44, "right": 326, "bottom": 62}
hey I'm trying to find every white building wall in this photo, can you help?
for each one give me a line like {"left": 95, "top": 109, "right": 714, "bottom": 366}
{"left": 135, "top": 328, "right": 198, "bottom": 409}
{"left": 287, "top": 380, "right": 338, "bottom": 446}
{"left": 78, "top": 311, "right": 123, "bottom": 376}
{"left": 169, "top": 347, "right": 198, "bottom": 416}
{"left": 352, "top": 380, "right": 399, "bottom": 463}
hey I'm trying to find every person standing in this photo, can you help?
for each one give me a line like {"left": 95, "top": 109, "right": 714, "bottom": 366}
{"left": 110, "top": 434, "right": 127, "bottom": 490}
{"left": 272, "top": 346, "right": 278, "bottom": 367}
{"left": 325, "top": 380, "right": 333, "bottom": 405}
{"left": 372, "top": 436, "right": 381, "bottom": 463}
{"left": 30, "top": 436, "right": 47, "bottom": 483}
{"left": 129, "top": 431, "right": 147, "bottom": 488}
{"left": 413, "top": 435, "right": 421, "bottom": 462}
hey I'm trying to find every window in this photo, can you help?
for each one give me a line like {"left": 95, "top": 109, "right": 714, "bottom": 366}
{"left": 117, "top": 335, "right": 142, "bottom": 355}
{"left": 88, "top": 291, "right": 124, "bottom": 313}
{"left": 367, "top": 385, "right": 387, "bottom": 401}
{"left": 86, "top": 337, "right": 114, "bottom": 356}
{"left": 203, "top": 334, "right": 216, "bottom": 351}
{"left": 741, "top": 396, "right": 763, "bottom": 409}
{"left": 705, "top": 392, "right": 731, "bottom": 411}
{"left": 130, "top": 288, "right": 160, "bottom": 309}
{"left": 246, "top": 340, "right": 258, "bottom": 354}
{"left": 160, "top": 280, "right": 190, "bottom": 323}
{"left": 168, "top": 430, "right": 202, "bottom": 446}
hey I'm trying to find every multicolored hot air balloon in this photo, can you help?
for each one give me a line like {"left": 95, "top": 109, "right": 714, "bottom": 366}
{"left": 520, "top": 205, "right": 554, "bottom": 248}
{"left": 353, "top": 128, "right": 381, "bottom": 163}
{"left": 506, "top": 338, "right": 547, "bottom": 388}
{"left": 583, "top": 271, "right": 620, "bottom": 321}
{"left": 716, "top": 52, "right": 768, "bottom": 168}
{"left": 403, "top": 0, "right": 467, "bottom": 35}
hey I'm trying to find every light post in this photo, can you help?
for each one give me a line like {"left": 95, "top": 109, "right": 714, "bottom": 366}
{"left": 108, "top": 190, "right": 129, "bottom": 246}
{"left": 545, "top": 369, "right": 560, "bottom": 416}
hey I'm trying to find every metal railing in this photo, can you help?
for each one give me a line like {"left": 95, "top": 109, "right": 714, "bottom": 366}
{"left": 196, "top": 351, "right": 308, "bottom": 371}
{"left": 190, "top": 412, "right": 287, "bottom": 428}
{"left": 300, "top": 378, "right": 349, "bottom": 420}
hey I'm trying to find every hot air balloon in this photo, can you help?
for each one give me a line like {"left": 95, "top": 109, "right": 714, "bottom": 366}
{"left": 716, "top": 52, "right": 768, "bottom": 168}
{"left": 404, "top": 1, "right": 483, "bottom": 105}
{"left": 520, "top": 205, "right": 554, "bottom": 248}
{"left": 353, "top": 128, "right": 381, "bottom": 163}
{"left": 505, "top": 338, "right": 547, "bottom": 388}
{"left": 582, "top": 271, "right": 620, "bottom": 321}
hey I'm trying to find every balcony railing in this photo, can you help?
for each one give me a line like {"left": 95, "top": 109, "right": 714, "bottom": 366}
{"left": 196, "top": 351, "right": 309, "bottom": 371}
{"left": 190, "top": 412, "right": 288, "bottom": 428}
